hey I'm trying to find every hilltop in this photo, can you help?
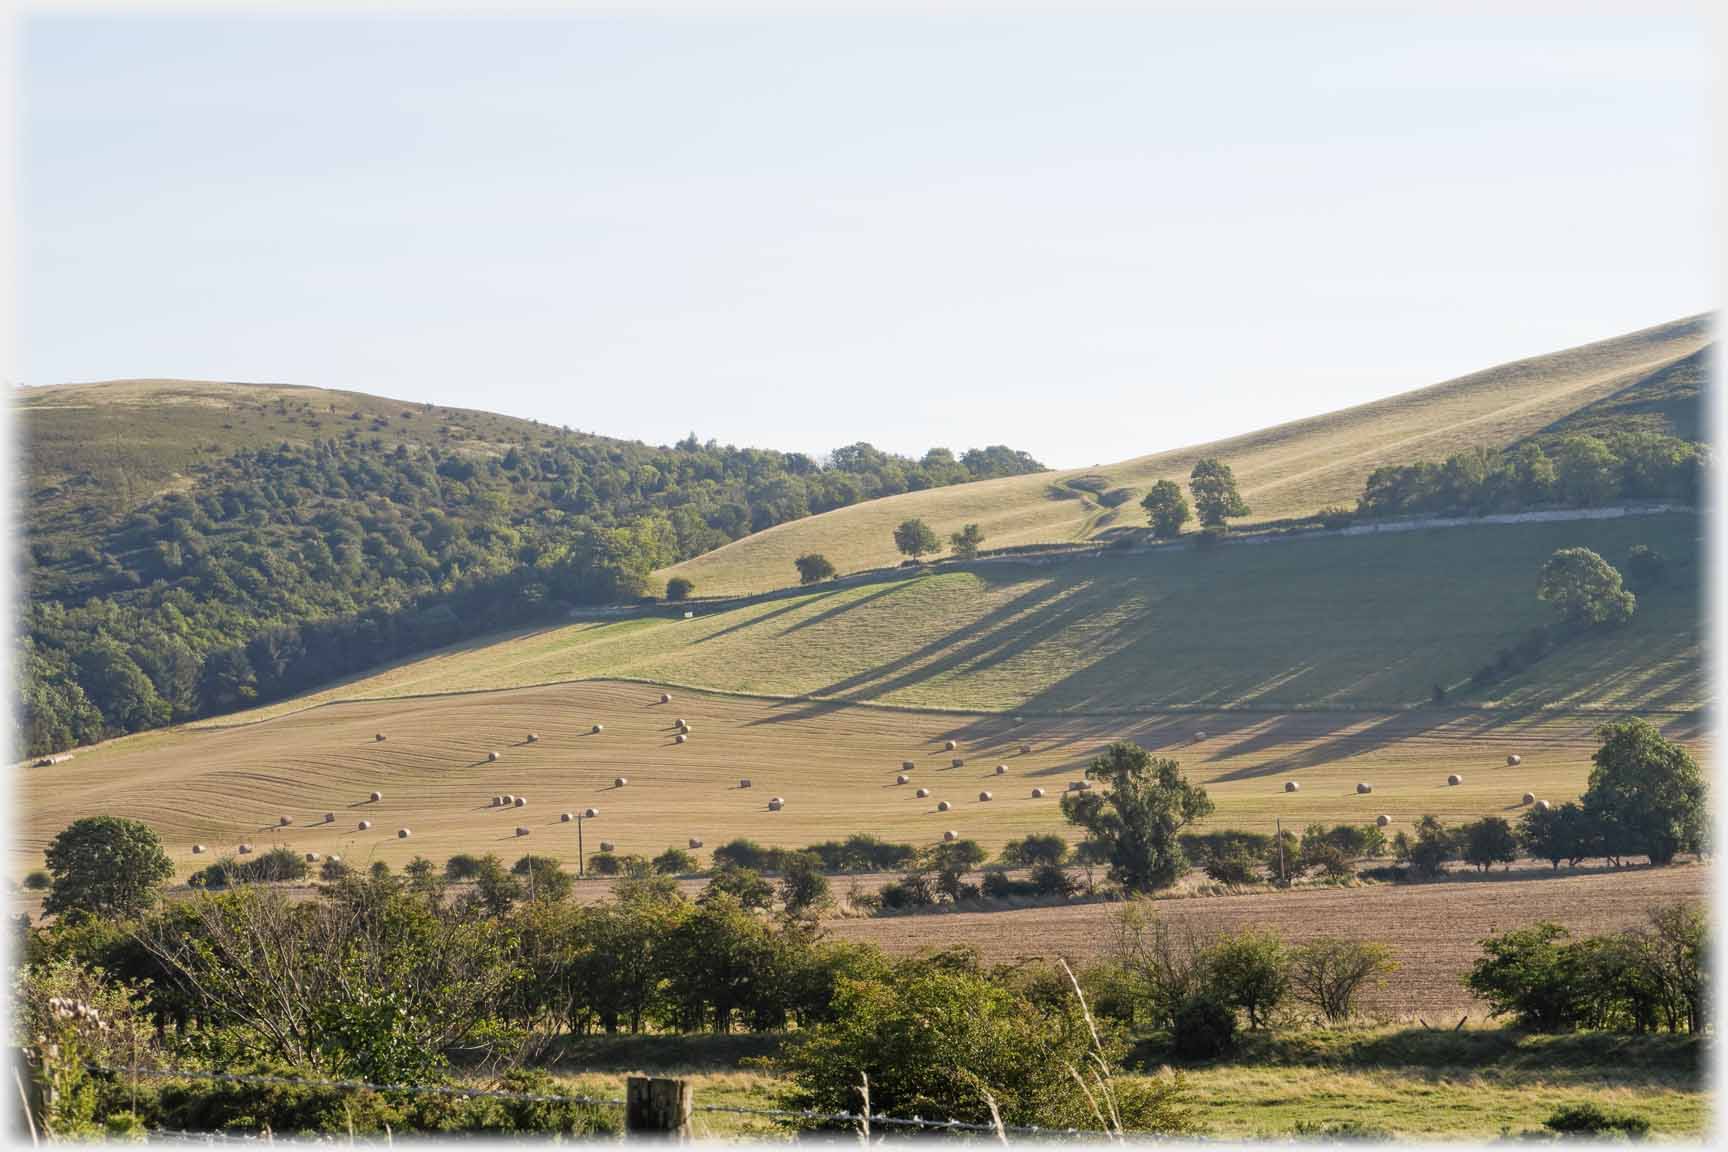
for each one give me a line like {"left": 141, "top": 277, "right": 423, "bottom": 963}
{"left": 658, "top": 314, "right": 1711, "bottom": 596}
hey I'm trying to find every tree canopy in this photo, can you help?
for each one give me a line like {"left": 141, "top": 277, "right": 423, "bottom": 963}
{"left": 1188, "top": 459, "right": 1249, "bottom": 528}
{"left": 1060, "top": 742, "right": 1214, "bottom": 892}
{"left": 43, "top": 815, "right": 174, "bottom": 918}
{"left": 1537, "top": 547, "right": 1636, "bottom": 626}
{"left": 1141, "top": 480, "right": 1190, "bottom": 539}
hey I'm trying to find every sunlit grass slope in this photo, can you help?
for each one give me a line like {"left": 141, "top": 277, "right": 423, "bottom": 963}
{"left": 659, "top": 315, "right": 1711, "bottom": 595}
{"left": 208, "top": 512, "right": 1702, "bottom": 723}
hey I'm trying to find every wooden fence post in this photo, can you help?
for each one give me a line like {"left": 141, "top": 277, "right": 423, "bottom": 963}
{"left": 626, "top": 1075, "right": 693, "bottom": 1140}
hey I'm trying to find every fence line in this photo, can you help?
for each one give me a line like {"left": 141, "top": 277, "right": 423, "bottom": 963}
{"left": 85, "top": 1063, "right": 1118, "bottom": 1139}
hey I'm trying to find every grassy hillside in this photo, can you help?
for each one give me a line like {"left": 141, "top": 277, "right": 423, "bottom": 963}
{"left": 216, "top": 512, "right": 1703, "bottom": 722}
{"left": 659, "top": 315, "right": 1711, "bottom": 596}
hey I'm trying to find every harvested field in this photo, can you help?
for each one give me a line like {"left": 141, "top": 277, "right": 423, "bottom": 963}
{"left": 14, "top": 679, "right": 1704, "bottom": 881}
{"left": 829, "top": 865, "right": 1710, "bottom": 1019}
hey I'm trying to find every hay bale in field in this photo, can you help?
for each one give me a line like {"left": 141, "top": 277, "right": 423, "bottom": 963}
{"left": 951, "top": 758, "right": 965, "bottom": 769}
{"left": 1521, "top": 793, "right": 1536, "bottom": 806}
{"left": 516, "top": 826, "right": 530, "bottom": 837}
{"left": 614, "top": 776, "right": 628, "bottom": 787}
{"left": 660, "top": 692, "right": 672, "bottom": 704}
{"left": 1014, "top": 715, "right": 1024, "bottom": 724}
{"left": 936, "top": 800, "right": 952, "bottom": 812}
{"left": 599, "top": 840, "right": 615, "bottom": 852}
{"left": 1284, "top": 781, "right": 1300, "bottom": 793}
{"left": 1020, "top": 744, "right": 1032, "bottom": 755}
{"left": 329, "top": 855, "right": 342, "bottom": 864}
{"left": 1376, "top": 815, "right": 1391, "bottom": 828}
{"left": 237, "top": 844, "right": 253, "bottom": 854}
{"left": 487, "top": 751, "right": 501, "bottom": 763}
{"left": 902, "top": 760, "right": 916, "bottom": 771}
{"left": 1447, "top": 774, "right": 1463, "bottom": 786}
{"left": 994, "top": 764, "right": 1007, "bottom": 775}
{"left": 369, "top": 791, "right": 383, "bottom": 802}
{"left": 944, "top": 830, "right": 958, "bottom": 842}
{"left": 1356, "top": 783, "right": 1372, "bottom": 795}
{"left": 514, "top": 796, "right": 526, "bottom": 808}
{"left": 675, "top": 734, "right": 688, "bottom": 744}
{"left": 561, "top": 811, "right": 574, "bottom": 822}
{"left": 978, "top": 791, "right": 993, "bottom": 802}
{"left": 375, "top": 733, "right": 386, "bottom": 742}
{"left": 944, "top": 740, "right": 957, "bottom": 751}
{"left": 397, "top": 828, "right": 411, "bottom": 839}
{"left": 675, "top": 718, "right": 688, "bottom": 729}
{"left": 916, "top": 788, "right": 931, "bottom": 798}
{"left": 504, "top": 794, "right": 516, "bottom": 805}
{"left": 491, "top": 796, "right": 502, "bottom": 808}
{"left": 323, "top": 812, "right": 335, "bottom": 824}
{"left": 897, "top": 774, "right": 911, "bottom": 785}
{"left": 278, "top": 815, "right": 292, "bottom": 826}
{"left": 1193, "top": 731, "right": 1207, "bottom": 742}
{"left": 584, "top": 807, "right": 600, "bottom": 819}
{"left": 739, "top": 778, "right": 752, "bottom": 789}
{"left": 768, "top": 798, "right": 784, "bottom": 812}
{"left": 689, "top": 838, "right": 704, "bottom": 850}
{"left": 1031, "top": 787, "right": 1046, "bottom": 798}
{"left": 305, "top": 852, "right": 320, "bottom": 863}
{"left": 1506, "top": 754, "right": 1522, "bottom": 767}
{"left": 358, "top": 820, "right": 372, "bottom": 831}
{"left": 191, "top": 844, "right": 206, "bottom": 855}
{"left": 526, "top": 733, "right": 539, "bottom": 743}
{"left": 591, "top": 723, "right": 604, "bottom": 734}
{"left": 1536, "top": 799, "right": 1551, "bottom": 811}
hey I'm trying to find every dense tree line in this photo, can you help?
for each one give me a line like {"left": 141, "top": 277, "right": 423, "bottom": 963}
{"left": 1356, "top": 431, "right": 1703, "bottom": 520}
{"left": 20, "top": 435, "right": 1042, "bottom": 755}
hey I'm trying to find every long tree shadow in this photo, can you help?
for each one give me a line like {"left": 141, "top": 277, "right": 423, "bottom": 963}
{"left": 686, "top": 588, "right": 845, "bottom": 647}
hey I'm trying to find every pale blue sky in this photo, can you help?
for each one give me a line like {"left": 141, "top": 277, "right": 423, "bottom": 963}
{"left": 20, "top": 6, "right": 1714, "bottom": 468}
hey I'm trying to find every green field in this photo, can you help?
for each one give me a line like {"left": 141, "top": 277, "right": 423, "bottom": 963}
{"left": 216, "top": 511, "right": 1702, "bottom": 723}
{"left": 658, "top": 315, "right": 1710, "bottom": 596}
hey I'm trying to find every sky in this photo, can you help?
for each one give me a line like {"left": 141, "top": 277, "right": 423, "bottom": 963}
{"left": 17, "top": 5, "right": 1715, "bottom": 469}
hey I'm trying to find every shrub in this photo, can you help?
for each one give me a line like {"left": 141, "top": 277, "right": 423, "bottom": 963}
{"left": 1029, "top": 862, "right": 1078, "bottom": 898}
{"left": 1199, "top": 930, "right": 1286, "bottom": 1029}
{"left": 23, "top": 869, "right": 51, "bottom": 891}
{"left": 444, "top": 853, "right": 484, "bottom": 881}
{"left": 711, "top": 838, "right": 783, "bottom": 873}
{"left": 998, "top": 833, "right": 1069, "bottom": 868}
{"left": 1543, "top": 1102, "right": 1650, "bottom": 1138}
{"left": 665, "top": 576, "right": 694, "bottom": 602}
{"left": 1286, "top": 939, "right": 1396, "bottom": 1022}
{"left": 1172, "top": 993, "right": 1236, "bottom": 1059}
{"left": 510, "top": 855, "right": 572, "bottom": 902}
{"left": 1203, "top": 851, "right": 1260, "bottom": 886}
{"left": 651, "top": 847, "right": 696, "bottom": 875}
{"left": 877, "top": 873, "right": 935, "bottom": 910}
{"left": 43, "top": 816, "right": 174, "bottom": 917}
{"left": 318, "top": 857, "right": 350, "bottom": 882}
{"left": 193, "top": 847, "right": 308, "bottom": 889}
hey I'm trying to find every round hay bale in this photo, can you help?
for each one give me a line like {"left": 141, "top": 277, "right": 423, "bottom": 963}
{"left": 1031, "top": 787, "right": 1046, "bottom": 798}
{"left": 978, "top": 791, "right": 993, "bottom": 802}
{"left": 491, "top": 796, "right": 502, "bottom": 807}
{"left": 1284, "top": 781, "right": 1300, "bottom": 793}
{"left": 375, "top": 733, "right": 386, "bottom": 742}
{"left": 358, "top": 820, "right": 372, "bottom": 831}
{"left": 1193, "top": 731, "right": 1207, "bottom": 742}
{"left": 739, "top": 778, "right": 752, "bottom": 789}
{"left": 1521, "top": 792, "right": 1536, "bottom": 805}
{"left": 614, "top": 776, "right": 628, "bottom": 787}
{"left": 369, "top": 791, "right": 383, "bottom": 802}
{"left": 675, "top": 734, "right": 688, "bottom": 744}
{"left": 951, "top": 758, "right": 965, "bottom": 768}
{"left": 660, "top": 693, "right": 672, "bottom": 704}
{"left": 515, "top": 826, "right": 530, "bottom": 837}
{"left": 526, "top": 733, "right": 539, "bottom": 743}
{"left": 897, "top": 774, "right": 910, "bottom": 785}
{"left": 599, "top": 840, "right": 615, "bottom": 852}
{"left": 191, "top": 844, "right": 206, "bottom": 855}
{"left": 591, "top": 723, "right": 604, "bottom": 734}
{"left": 1506, "top": 754, "right": 1522, "bottom": 767}
{"left": 584, "top": 807, "right": 600, "bottom": 818}
{"left": 1536, "top": 799, "right": 1552, "bottom": 811}
{"left": 1014, "top": 714, "right": 1024, "bottom": 723}
{"left": 237, "top": 843, "right": 253, "bottom": 854}
{"left": 329, "top": 855, "right": 342, "bottom": 864}
{"left": 514, "top": 796, "right": 527, "bottom": 808}
{"left": 1020, "top": 744, "right": 1032, "bottom": 755}
{"left": 397, "top": 828, "right": 411, "bottom": 839}
{"left": 995, "top": 764, "right": 1007, "bottom": 775}
{"left": 675, "top": 718, "right": 688, "bottom": 729}
{"left": 488, "top": 751, "right": 501, "bottom": 763}
{"left": 323, "top": 812, "right": 335, "bottom": 823}
{"left": 936, "top": 800, "right": 952, "bottom": 812}
{"left": 560, "top": 811, "right": 574, "bottom": 823}
{"left": 1376, "top": 814, "right": 1391, "bottom": 828}
{"left": 916, "top": 787, "right": 931, "bottom": 798}
{"left": 689, "top": 837, "right": 704, "bottom": 850}
{"left": 1356, "top": 783, "right": 1373, "bottom": 795}
{"left": 504, "top": 794, "right": 516, "bottom": 805}
{"left": 944, "top": 830, "right": 958, "bottom": 842}
{"left": 304, "top": 852, "right": 320, "bottom": 863}
{"left": 278, "top": 815, "right": 292, "bottom": 826}
{"left": 1447, "top": 774, "right": 1463, "bottom": 786}
{"left": 902, "top": 760, "right": 916, "bottom": 771}
{"left": 944, "top": 740, "right": 957, "bottom": 751}
{"left": 767, "top": 798, "right": 784, "bottom": 812}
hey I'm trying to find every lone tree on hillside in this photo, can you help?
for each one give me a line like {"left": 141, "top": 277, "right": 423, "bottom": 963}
{"left": 1188, "top": 459, "right": 1250, "bottom": 528}
{"left": 44, "top": 815, "right": 174, "bottom": 918}
{"left": 1581, "top": 718, "right": 1706, "bottom": 866}
{"left": 1537, "top": 547, "right": 1636, "bottom": 627}
{"left": 1461, "top": 816, "right": 1519, "bottom": 872}
{"left": 948, "top": 523, "right": 985, "bottom": 560}
{"left": 794, "top": 553, "right": 837, "bottom": 585}
{"left": 1141, "top": 480, "right": 1191, "bottom": 539}
{"left": 1060, "top": 741, "right": 1214, "bottom": 893}
{"left": 893, "top": 518, "right": 940, "bottom": 562}
{"left": 665, "top": 576, "right": 695, "bottom": 602}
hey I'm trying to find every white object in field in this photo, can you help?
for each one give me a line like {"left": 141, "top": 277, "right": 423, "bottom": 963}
{"left": 1356, "top": 783, "right": 1373, "bottom": 795}
{"left": 936, "top": 800, "right": 952, "bottom": 812}
{"left": 305, "top": 852, "right": 320, "bottom": 862}
{"left": 516, "top": 826, "right": 530, "bottom": 837}
{"left": 397, "top": 828, "right": 411, "bottom": 839}
{"left": 357, "top": 820, "right": 372, "bottom": 831}
{"left": 561, "top": 812, "right": 574, "bottom": 823}
{"left": 978, "top": 791, "right": 993, "bottom": 802}
{"left": 1285, "top": 781, "right": 1299, "bottom": 792}
{"left": 739, "top": 778, "right": 752, "bottom": 789}
{"left": 514, "top": 796, "right": 527, "bottom": 808}
{"left": 944, "top": 830, "right": 958, "bottom": 842}
{"left": 237, "top": 844, "right": 253, "bottom": 854}
{"left": 584, "top": 807, "right": 600, "bottom": 818}
{"left": 1031, "top": 787, "right": 1046, "bottom": 798}
{"left": 1447, "top": 774, "right": 1463, "bottom": 786}
{"left": 897, "top": 774, "right": 910, "bottom": 785}
{"left": 526, "top": 733, "right": 539, "bottom": 743}
{"left": 599, "top": 840, "right": 615, "bottom": 852}
{"left": 944, "top": 740, "right": 957, "bottom": 751}
{"left": 995, "top": 764, "right": 1007, "bottom": 775}
{"left": 615, "top": 776, "right": 628, "bottom": 787}
{"left": 1507, "top": 754, "right": 1522, "bottom": 767}
{"left": 1376, "top": 815, "right": 1391, "bottom": 828}
{"left": 369, "top": 791, "right": 383, "bottom": 802}
{"left": 591, "top": 724, "right": 604, "bottom": 734}
{"left": 675, "top": 734, "right": 687, "bottom": 744}
{"left": 1521, "top": 793, "right": 1536, "bottom": 806}
{"left": 660, "top": 693, "right": 672, "bottom": 704}
{"left": 488, "top": 751, "right": 500, "bottom": 762}
{"left": 916, "top": 788, "right": 931, "bottom": 798}
{"left": 191, "top": 844, "right": 206, "bottom": 855}
{"left": 689, "top": 838, "right": 704, "bottom": 849}
{"left": 768, "top": 798, "right": 784, "bottom": 812}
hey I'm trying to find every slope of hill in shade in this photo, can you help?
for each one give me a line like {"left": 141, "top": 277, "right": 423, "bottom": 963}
{"left": 194, "top": 511, "right": 1704, "bottom": 724}
{"left": 658, "top": 315, "right": 1712, "bottom": 596}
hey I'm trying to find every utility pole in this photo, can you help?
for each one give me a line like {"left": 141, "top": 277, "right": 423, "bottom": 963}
{"left": 1275, "top": 818, "right": 1286, "bottom": 886}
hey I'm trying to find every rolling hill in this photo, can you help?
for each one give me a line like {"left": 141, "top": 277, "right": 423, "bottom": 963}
{"left": 657, "top": 314, "right": 1712, "bottom": 596}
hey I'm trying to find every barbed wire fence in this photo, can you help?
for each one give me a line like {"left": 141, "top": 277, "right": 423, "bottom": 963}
{"left": 70, "top": 1064, "right": 1125, "bottom": 1144}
